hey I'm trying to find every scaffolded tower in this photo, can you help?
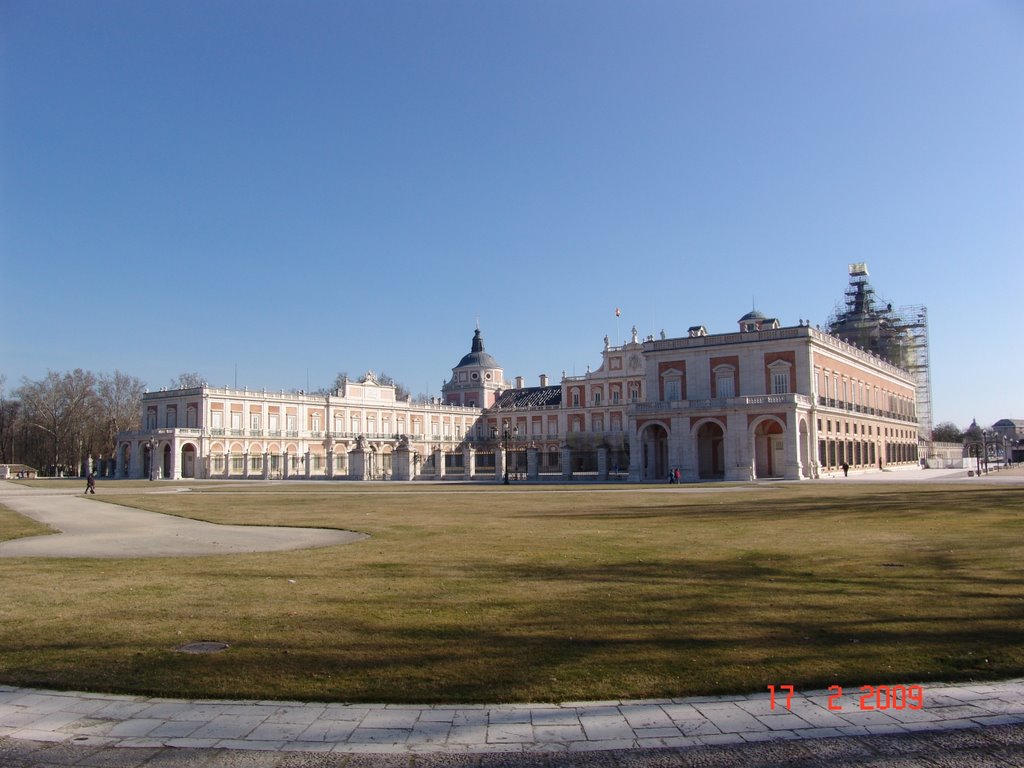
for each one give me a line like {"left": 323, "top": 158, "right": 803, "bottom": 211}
{"left": 826, "top": 264, "right": 933, "bottom": 441}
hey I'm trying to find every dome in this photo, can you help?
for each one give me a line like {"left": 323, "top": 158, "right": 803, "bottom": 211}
{"left": 456, "top": 329, "right": 500, "bottom": 369}
{"left": 739, "top": 309, "right": 766, "bottom": 323}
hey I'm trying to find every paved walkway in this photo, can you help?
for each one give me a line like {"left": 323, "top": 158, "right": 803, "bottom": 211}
{"left": 0, "top": 483, "right": 365, "bottom": 557}
{"left": 1, "top": 679, "right": 1023, "bottom": 765}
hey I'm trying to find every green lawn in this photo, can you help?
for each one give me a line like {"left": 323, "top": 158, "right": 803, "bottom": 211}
{"left": 0, "top": 482, "right": 1021, "bottom": 704}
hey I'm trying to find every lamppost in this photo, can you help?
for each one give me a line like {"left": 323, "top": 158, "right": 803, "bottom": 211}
{"left": 981, "top": 430, "right": 990, "bottom": 474}
{"left": 502, "top": 422, "right": 518, "bottom": 484}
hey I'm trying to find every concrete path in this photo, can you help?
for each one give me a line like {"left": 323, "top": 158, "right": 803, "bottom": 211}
{"left": 0, "top": 483, "right": 366, "bottom": 558}
{"left": 1, "top": 679, "right": 1022, "bottom": 765}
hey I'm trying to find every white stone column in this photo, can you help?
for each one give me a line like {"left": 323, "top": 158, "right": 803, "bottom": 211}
{"left": 784, "top": 413, "right": 803, "bottom": 480}
{"left": 283, "top": 451, "right": 290, "bottom": 479}
{"left": 304, "top": 450, "right": 312, "bottom": 479}
{"left": 597, "top": 444, "right": 609, "bottom": 481}
{"left": 262, "top": 451, "right": 270, "bottom": 480}
{"left": 495, "top": 446, "right": 506, "bottom": 483}
{"left": 464, "top": 445, "right": 476, "bottom": 479}
{"left": 724, "top": 417, "right": 754, "bottom": 481}
{"left": 526, "top": 447, "right": 539, "bottom": 480}
{"left": 434, "top": 448, "right": 445, "bottom": 479}
{"left": 561, "top": 444, "right": 573, "bottom": 481}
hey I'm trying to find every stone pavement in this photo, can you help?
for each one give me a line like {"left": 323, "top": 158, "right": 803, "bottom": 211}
{"left": 1, "top": 679, "right": 1023, "bottom": 766}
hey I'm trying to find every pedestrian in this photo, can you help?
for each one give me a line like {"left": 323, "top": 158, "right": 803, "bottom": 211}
{"left": 842, "top": 462, "right": 849, "bottom": 477}
{"left": 85, "top": 472, "right": 96, "bottom": 494}
{"left": 674, "top": 467, "right": 680, "bottom": 483}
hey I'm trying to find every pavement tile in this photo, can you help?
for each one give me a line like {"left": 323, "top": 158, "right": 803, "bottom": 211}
{"left": 359, "top": 709, "right": 419, "bottom": 729}
{"left": 619, "top": 705, "right": 675, "bottom": 729}
{"left": 691, "top": 702, "right": 764, "bottom": 733}
{"left": 246, "top": 721, "right": 312, "bottom": 741}
{"left": 487, "top": 723, "right": 534, "bottom": 743}
{"left": 189, "top": 715, "right": 268, "bottom": 739}
{"left": 446, "top": 724, "right": 490, "bottom": 744}
{"left": 407, "top": 721, "right": 452, "bottom": 743}
{"left": 531, "top": 709, "right": 581, "bottom": 726}
{"left": 566, "top": 738, "right": 638, "bottom": 752}
{"left": 105, "top": 719, "right": 163, "bottom": 737}
{"left": 578, "top": 715, "right": 635, "bottom": 741}
{"left": 297, "top": 720, "right": 358, "bottom": 742}
{"left": 633, "top": 727, "right": 682, "bottom": 739}
{"left": 532, "top": 724, "right": 585, "bottom": 742}
{"left": 346, "top": 727, "right": 411, "bottom": 744}
{"left": 489, "top": 710, "right": 532, "bottom": 725}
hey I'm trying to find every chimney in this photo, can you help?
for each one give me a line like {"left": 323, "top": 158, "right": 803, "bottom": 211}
{"left": 515, "top": 376, "right": 524, "bottom": 389}
{"left": 539, "top": 373, "right": 549, "bottom": 387}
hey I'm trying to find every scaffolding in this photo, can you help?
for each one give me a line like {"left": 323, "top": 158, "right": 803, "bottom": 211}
{"left": 826, "top": 264, "right": 933, "bottom": 441}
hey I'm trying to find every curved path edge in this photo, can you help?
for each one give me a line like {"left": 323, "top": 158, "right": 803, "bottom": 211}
{"left": 0, "top": 484, "right": 366, "bottom": 558}
{"left": 1, "top": 679, "right": 1021, "bottom": 758}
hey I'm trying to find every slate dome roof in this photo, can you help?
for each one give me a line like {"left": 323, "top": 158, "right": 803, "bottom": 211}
{"left": 739, "top": 309, "right": 767, "bottom": 322}
{"left": 456, "top": 329, "right": 500, "bottom": 369}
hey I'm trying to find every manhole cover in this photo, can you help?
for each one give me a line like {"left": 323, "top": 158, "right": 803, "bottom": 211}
{"left": 175, "top": 641, "right": 230, "bottom": 654}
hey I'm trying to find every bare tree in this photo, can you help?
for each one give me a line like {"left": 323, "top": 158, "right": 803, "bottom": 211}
{"left": 377, "top": 372, "right": 411, "bottom": 401}
{"left": 97, "top": 371, "right": 145, "bottom": 456}
{"left": 0, "top": 375, "right": 19, "bottom": 464}
{"left": 17, "top": 369, "right": 99, "bottom": 475}
{"left": 170, "top": 372, "right": 205, "bottom": 389}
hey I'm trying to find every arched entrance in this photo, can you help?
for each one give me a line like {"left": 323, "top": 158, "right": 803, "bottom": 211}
{"left": 753, "top": 418, "right": 785, "bottom": 479}
{"left": 639, "top": 423, "right": 668, "bottom": 481}
{"left": 696, "top": 421, "right": 725, "bottom": 479}
{"left": 180, "top": 444, "right": 197, "bottom": 478}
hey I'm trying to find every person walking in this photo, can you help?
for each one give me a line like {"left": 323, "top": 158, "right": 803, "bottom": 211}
{"left": 842, "top": 462, "right": 849, "bottom": 477}
{"left": 85, "top": 472, "right": 96, "bottom": 494}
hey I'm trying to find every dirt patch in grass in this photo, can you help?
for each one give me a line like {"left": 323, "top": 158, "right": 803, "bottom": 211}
{"left": 1, "top": 483, "right": 1021, "bottom": 703}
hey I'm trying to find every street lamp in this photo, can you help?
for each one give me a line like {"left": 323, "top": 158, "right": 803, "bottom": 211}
{"left": 502, "top": 422, "right": 518, "bottom": 484}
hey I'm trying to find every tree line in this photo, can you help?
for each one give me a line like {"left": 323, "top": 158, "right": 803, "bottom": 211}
{"left": 0, "top": 371, "right": 147, "bottom": 475}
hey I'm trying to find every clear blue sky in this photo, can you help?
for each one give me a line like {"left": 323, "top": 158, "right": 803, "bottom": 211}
{"left": 2, "top": 0, "right": 1021, "bottom": 428}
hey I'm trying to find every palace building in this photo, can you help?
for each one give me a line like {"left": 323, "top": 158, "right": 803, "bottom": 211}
{"left": 115, "top": 307, "right": 920, "bottom": 482}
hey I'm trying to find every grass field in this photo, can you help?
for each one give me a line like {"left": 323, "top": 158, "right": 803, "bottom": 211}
{"left": 1, "top": 481, "right": 1022, "bottom": 704}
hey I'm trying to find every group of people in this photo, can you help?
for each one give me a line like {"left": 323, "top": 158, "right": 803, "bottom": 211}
{"left": 667, "top": 467, "right": 681, "bottom": 483}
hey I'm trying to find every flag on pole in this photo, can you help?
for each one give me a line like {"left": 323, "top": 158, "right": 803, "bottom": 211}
{"left": 615, "top": 308, "right": 621, "bottom": 317}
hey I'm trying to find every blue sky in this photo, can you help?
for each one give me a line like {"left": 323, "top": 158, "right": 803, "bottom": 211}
{"left": 2, "top": 0, "right": 1021, "bottom": 428}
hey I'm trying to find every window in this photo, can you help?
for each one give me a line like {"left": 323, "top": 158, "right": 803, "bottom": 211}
{"left": 714, "top": 366, "right": 735, "bottom": 398}
{"left": 572, "top": 391, "right": 580, "bottom": 407}
{"left": 767, "top": 354, "right": 792, "bottom": 393}
{"left": 771, "top": 371, "right": 788, "bottom": 395}
{"left": 231, "top": 412, "right": 243, "bottom": 430}
{"left": 593, "top": 390, "right": 602, "bottom": 406}
{"left": 286, "top": 414, "right": 297, "bottom": 432}
{"left": 311, "top": 414, "right": 321, "bottom": 432}
{"left": 664, "top": 379, "right": 681, "bottom": 401}
{"left": 250, "top": 414, "right": 261, "bottom": 430}
{"left": 186, "top": 406, "right": 198, "bottom": 428}
{"left": 612, "top": 389, "right": 620, "bottom": 404}
{"left": 211, "top": 411, "right": 223, "bottom": 429}
{"left": 629, "top": 384, "right": 640, "bottom": 401}
{"left": 165, "top": 407, "right": 177, "bottom": 428}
